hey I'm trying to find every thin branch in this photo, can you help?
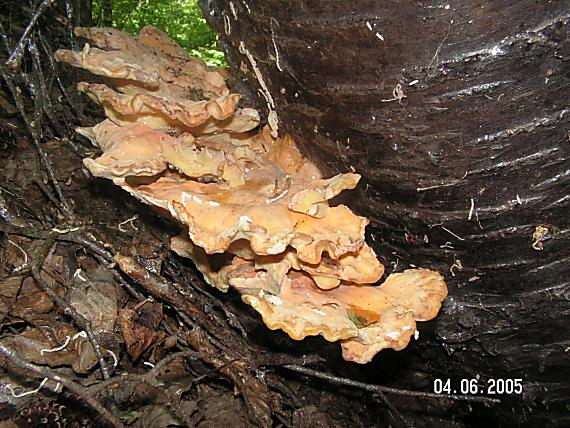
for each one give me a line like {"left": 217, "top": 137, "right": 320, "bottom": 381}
{"left": 87, "top": 350, "right": 203, "bottom": 395}
{"left": 164, "top": 255, "right": 249, "bottom": 339}
{"left": 255, "top": 353, "right": 323, "bottom": 368}
{"left": 5, "top": 0, "right": 57, "bottom": 71}
{"left": 284, "top": 365, "right": 502, "bottom": 405}
{"left": 150, "top": 350, "right": 201, "bottom": 372}
{"left": 63, "top": 0, "right": 78, "bottom": 50}
{"left": 110, "top": 268, "right": 147, "bottom": 301}
{"left": 0, "top": 222, "right": 147, "bottom": 312}
{"left": 28, "top": 38, "right": 65, "bottom": 136}
{"left": 38, "top": 32, "right": 83, "bottom": 128}
{"left": 0, "top": 22, "right": 10, "bottom": 53}
{"left": 0, "top": 223, "right": 114, "bottom": 261}
{"left": 374, "top": 390, "right": 413, "bottom": 428}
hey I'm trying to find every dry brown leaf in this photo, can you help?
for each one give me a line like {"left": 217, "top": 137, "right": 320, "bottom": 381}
{"left": 11, "top": 277, "right": 55, "bottom": 320}
{"left": 118, "top": 302, "right": 164, "bottom": 361}
{"left": 68, "top": 275, "right": 119, "bottom": 333}
{"left": 0, "top": 276, "right": 23, "bottom": 323}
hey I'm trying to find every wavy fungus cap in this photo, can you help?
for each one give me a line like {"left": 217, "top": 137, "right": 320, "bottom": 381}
{"left": 57, "top": 26, "right": 447, "bottom": 363}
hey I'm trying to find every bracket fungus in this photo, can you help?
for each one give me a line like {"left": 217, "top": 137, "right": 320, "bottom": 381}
{"left": 56, "top": 26, "right": 447, "bottom": 363}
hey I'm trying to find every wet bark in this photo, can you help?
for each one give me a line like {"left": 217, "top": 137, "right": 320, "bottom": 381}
{"left": 201, "top": 1, "right": 570, "bottom": 426}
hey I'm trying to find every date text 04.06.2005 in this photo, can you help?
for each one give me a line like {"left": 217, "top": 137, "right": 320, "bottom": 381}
{"left": 433, "top": 378, "right": 523, "bottom": 395}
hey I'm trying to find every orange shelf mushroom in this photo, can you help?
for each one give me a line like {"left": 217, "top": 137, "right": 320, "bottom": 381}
{"left": 56, "top": 26, "right": 447, "bottom": 363}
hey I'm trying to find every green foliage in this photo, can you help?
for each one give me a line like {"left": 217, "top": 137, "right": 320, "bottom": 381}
{"left": 92, "top": 0, "right": 226, "bottom": 67}
{"left": 347, "top": 311, "right": 368, "bottom": 329}
{"left": 117, "top": 411, "right": 143, "bottom": 423}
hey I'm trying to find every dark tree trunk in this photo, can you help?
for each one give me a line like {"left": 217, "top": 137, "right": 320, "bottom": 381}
{"left": 201, "top": 1, "right": 570, "bottom": 426}
{"left": 99, "top": 0, "right": 113, "bottom": 27}
{"left": 79, "top": 0, "right": 93, "bottom": 27}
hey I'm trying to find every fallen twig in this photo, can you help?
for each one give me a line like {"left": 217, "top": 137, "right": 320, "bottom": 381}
{"left": 164, "top": 255, "right": 249, "bottom": 339}
{"left": 0, "top": 223, "right": 114, "bottom": 261}
{"left": 87, "top": 350, "right": 204, "bottom": 395}
{"left": 284, "top": 365, "right": 502, "bottom": 405}
{"left": 38, "top": 31, "right": 87, "bottom": 140}
{"left": 5, "top": 0, "right": 57, "bottom": 71}
{"left": 28, "top": 38, "right": 64, "bottom": 136}
{"left": 256, "top": 353, "right": 323, "bottom": 367}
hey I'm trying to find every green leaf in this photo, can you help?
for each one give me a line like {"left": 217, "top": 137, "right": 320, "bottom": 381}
{"left": 347, "top": 311, "right": 368, "bottom": 329}
{"left": 118, "top": 410, "right": 143, "bottom": 424}
{"left": 92, "top": 0, "right": 226, "bottom": 66}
